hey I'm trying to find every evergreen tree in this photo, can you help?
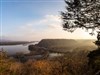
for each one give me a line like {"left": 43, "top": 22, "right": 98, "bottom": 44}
{"left": 61, "top": 0, "right": 100, "bottom": 35}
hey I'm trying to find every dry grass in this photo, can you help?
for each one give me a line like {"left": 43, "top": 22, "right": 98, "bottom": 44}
{"left": 0, "top": 50, "right": 97, "bottom": 75}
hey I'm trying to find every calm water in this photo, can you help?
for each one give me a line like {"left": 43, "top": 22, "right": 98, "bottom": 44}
{"left": 0, "top": 43, "right": 37, "bottom": 55}
{"left": 0, "top": 42, "right": 63, "bottom": 57}
{"left": 0, "top": 45, "right": 29, "bottom": 55}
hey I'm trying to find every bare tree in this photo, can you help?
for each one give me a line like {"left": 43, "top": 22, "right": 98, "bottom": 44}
{"left": 61, "top": 0, "right": 100, "bottom": 35}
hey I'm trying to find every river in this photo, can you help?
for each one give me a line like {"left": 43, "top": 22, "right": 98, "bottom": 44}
{"left": 0, "top": 43, "right": 37, "bottom": 55}
{"left": 0, "top": 42, "right": 63, "bottom": 57}
{"left": 0, "top": 45, "right": 30, "bottom": 55}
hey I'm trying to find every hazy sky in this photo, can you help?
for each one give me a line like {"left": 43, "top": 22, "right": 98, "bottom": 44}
{"left": 0, "top": 0, "right": 96, "bottom": 41}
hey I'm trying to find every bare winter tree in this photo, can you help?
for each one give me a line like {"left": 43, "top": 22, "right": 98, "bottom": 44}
{"left": 61, "top": 0, "right": 100, "bottom": 35}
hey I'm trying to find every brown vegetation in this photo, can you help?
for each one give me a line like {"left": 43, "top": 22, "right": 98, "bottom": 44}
{"left": 0, "top": 49, "right": 97, "bottom": 75}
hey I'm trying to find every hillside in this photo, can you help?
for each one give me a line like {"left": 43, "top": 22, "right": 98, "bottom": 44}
{"left": 37, "top": 39, "right": 77, "bottom": 47}
{"left": 35, "top": 39, "right": 97, "bottom": 52}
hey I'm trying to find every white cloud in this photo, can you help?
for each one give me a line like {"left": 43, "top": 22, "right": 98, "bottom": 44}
{"left": 4, "top": 14, "right": 96, "bottom": 41}
{"left": 29, "top": 14, "right": 62, "bottom": 29}
{"left": 4, "top": 15, "right": 63, "bottom": 41}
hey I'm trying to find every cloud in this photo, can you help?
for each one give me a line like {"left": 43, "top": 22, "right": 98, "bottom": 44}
{"left": 28, "top": 15, "right": 62, "bottom": 29}
{"left": 3, "top": 14, "right": 96, "bottom": 41}
{"left": 4, "top": 15, "right": 63, "bottom": 41}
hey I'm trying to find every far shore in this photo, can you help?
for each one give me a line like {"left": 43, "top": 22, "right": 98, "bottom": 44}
{"left": 0, "top": 41, "right": 38, "bottom": 45}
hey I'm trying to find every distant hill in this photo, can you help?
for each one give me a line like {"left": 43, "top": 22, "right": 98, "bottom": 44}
{"left": 0, "top": 39, "right": 12, "bottom": 42}
{"left": 0, "top": 39, "right": 34, "bottom": 45}
{"left": 37, "top": 39, "right": 77, "bottom": 48}
{"left": 36, "top": 39, "right": 97, "bottom": 52}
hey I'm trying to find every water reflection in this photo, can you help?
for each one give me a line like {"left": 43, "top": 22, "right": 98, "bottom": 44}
{"left": 0, "top": 43, "right": 38, "bottom": 55}
{"left": 49, "top": 53, "right": 63, "bottom": 57}
{"left": 0, "top": 42, "right": 63, "bottom": 57}
{"left": 0, "top": 45, "right": 30, "bottom": 55}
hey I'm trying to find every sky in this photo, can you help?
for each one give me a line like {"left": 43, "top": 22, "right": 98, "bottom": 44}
{"left": 0, "top": 0, "right": 96, "bottom": 41}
